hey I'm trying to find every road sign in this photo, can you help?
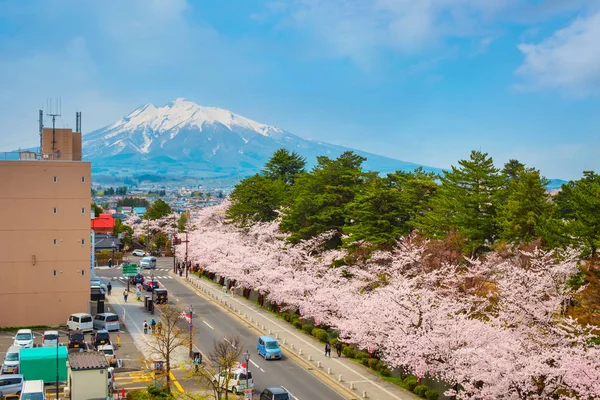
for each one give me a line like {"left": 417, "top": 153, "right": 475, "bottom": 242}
{"left": 122, "top": 263, "right": 138, "bottom": 276}
{"left": 244, "top": 389, "right": 252, "bottom": 399}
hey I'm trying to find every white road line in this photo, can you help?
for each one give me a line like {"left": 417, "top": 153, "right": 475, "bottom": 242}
{"left": 249, "top": 359, "right": 265, "bottom": 372}
{"left": 281, "top": 386, "right": 299, "bottom": 400}
{"left": 223, "top": 337, "right": 237, "bottom": 349}
{"left": 203, "top": 321, "right": 214, "bottom": 330}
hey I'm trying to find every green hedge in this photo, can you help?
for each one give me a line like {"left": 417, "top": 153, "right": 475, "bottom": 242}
{"left": 292, "top": 318, "right": 302, "bottom": 329}
{"left": 426, "top": 389, "right": 440, "bottom": 400}
{"left": 311, "top": 328, "right": 329, "bottom": 342}
{"left": 302, "top": 324, "right": 315, "bottom": 335}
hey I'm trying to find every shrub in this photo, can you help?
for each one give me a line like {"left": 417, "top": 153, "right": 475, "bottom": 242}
{"left": 360, "top": 358, "right": 369, "bottom": 366}
{"left": 368, "top": 358, "right": 379, "bottom": 370}
{"left": 330, "top": 338, "right": 339, "bottom": 347}
{"left": 375, "top": 360, "right": 386, "bottom": 372}
{"left": 302, "top": 324, "right": 315, "bottom": 335}
{"left": 292, "top": 319, "right": 302, "bottom": 329}
{"left": 281, "top": 313, "right": 293, "bottom": 322}
{"left": 404, "top": 376, "right": 418, "bottom": 392}
{"left": 414, "top": 385, "right": 428, "bottom": 397}
{"left": 342, "top": 345, "right": 357, "bottom": 358}
{"left": 425, "top": 389, "right": 440, "bottom": 400}
{"left": 380, "top": 368, "right": 392, "bottom": 377}
{"left": 311, "top": 328, "right": 329, "bottom": 342}
{"left": 356, "top": 351, "right": 370, "bottom": 360}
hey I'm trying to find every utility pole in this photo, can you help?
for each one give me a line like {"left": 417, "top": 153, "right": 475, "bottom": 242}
{"left": 172, "top": 214, "right": 176, "bottom": 274}
{"left": 188, "top": 305, "right": 194, "bottom": 357}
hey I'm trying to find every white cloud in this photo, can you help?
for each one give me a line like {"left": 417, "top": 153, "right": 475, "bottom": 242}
{"left": 515, "top": 10, "right": 600, "bottom": 96}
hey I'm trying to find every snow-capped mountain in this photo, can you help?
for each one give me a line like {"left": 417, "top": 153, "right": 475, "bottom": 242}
{"left": 83, "top": 98, "right": 440, "bottom": 181}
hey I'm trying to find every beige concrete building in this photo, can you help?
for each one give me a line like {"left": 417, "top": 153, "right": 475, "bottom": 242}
{"left": 0, "top": 127, "right": 91, "bottom": 327}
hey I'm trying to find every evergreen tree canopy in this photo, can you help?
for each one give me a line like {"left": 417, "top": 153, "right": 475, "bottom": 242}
{"left": 280, "top": 151, "right": 366, "bottom": 245}
{"left": 261, "top": 148, "right": 306, "bottom": 185}
{"left": 416, "top": 150, "right": 503, "bottom": 256}
{"left": 226, "top": 174, "right": 286, "bottom": 226}
{"left": 146, "top": 199, "right": 172, "bottom": 220}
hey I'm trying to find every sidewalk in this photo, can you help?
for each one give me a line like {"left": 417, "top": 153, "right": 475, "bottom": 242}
{"left": 177, "top": 271, "right": 417, "bottom": 400}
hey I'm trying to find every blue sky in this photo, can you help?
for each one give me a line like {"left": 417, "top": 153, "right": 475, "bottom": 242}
{"left": 1, "top": 0, "right": 600, "bottom": 180}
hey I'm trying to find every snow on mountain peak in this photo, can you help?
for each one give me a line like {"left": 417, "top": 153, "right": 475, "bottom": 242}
{"left": 110, "top": 98, "right": 282, "bottom": 137}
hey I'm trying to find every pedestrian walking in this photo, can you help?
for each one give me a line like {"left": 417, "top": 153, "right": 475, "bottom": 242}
{"left": 123, "top": 289, "right": 128, "bottom": 302}
{"left": 143, "top": 320, "right": 149, "bottom": 334}
{"left": 156, "top": 321, "right": 162, "bottom": 335}
{"left": 107, "top": 282, "right": 112, "bottom": 296}
{"left": 325, "top": 342, "right": 331, "bottom": 357}
{"left": 108, "top": 258, "right": 113, "bottom": 268}
{"left": 335, "top": 341, "right": 342, "bottom": 357}
{"left": 193, "top": 354, "right": 202, "bottom": 372}
{"left": 150, "top": 318, "right": 156, "bottom": 334}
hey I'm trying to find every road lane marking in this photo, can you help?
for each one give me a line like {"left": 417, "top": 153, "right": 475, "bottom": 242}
{"left": 223, "top": 337, "right": 237, "bottom": 349}
{"left": 203, "top": 321, "right": 214, "bottom": 330}
{"left": 249, "top": 359, "right": 265, "bottom": 372}
{"left": 281, "top": 386, "right": 299, "bottom": 400}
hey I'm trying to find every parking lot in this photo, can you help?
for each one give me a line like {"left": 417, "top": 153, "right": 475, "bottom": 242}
{"left": 0, "top": 320, "right": 150, "bottom": 398}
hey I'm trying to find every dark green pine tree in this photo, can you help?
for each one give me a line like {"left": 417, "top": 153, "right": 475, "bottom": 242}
{"left": 146, "top": 198, "right": 173, "bottom": 220}
{"left": 496, "top": 163, "right": 553, "bottom": 244}
{"left": 225, "top": 174, "right": 286, "bottom": 227}
{"left": 280, "top": 151, "right": 367, "bottom": 246}
{"left": 416, "top": 150, "right": 503, "bottom": 256}
{"left": 261, "top": 148, "right": 306, "bottom": 185}
{"left": 553, "top": 171, "right": 600, "bottom": 258}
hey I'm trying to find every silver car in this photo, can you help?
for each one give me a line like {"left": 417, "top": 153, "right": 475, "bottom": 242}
{"left": 139, "top": 256, "right": 157, "bottom": 269}
{"left": 2, "top": 346, "right": 20, "bottom": 374}
{"left": 0, "top": 374, "right": 23, "bottom": 396}
{"left": 12, "top": 329, "right": 34, "bottom": 348}
{"left": 93, "top": 313, "right": 121, "bottom": 332}
{"left": 42, "top": 330, "right": 59, "bottom": 347}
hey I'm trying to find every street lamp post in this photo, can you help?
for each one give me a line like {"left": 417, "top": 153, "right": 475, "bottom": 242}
{"left": 56, "top": 333, "right": 60, "bottom": 399}
{"left": 188, "top": 305, "right": 194, "bottom": 356}
{"left": 244, "top": 350, "right": 250, "bottom": 398}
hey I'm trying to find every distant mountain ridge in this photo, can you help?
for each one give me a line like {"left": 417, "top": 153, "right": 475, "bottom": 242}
{"left": 83, "top": 98, "right": 441, "bottom": 182}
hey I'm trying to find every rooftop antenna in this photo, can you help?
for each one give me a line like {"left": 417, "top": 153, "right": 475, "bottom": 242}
{"left": 46, "top": 98, "right": 61, "bottom": 154}
{"left": 75, "top": 111, "right": 82, "bottom": 133}
{"left": 38, "top": 109, "right": 44, "bottom": 153}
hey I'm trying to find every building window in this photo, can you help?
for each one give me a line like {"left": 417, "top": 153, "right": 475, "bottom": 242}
{"left": 53, "top": 239, "right": 57, "bottom": 245}
{"left": 81, "top": 239, "right": 85, "bottom": 245}
{"left": 81, "top": 207, "right": 85, "bottom": 214}
{"left": 53, "top": 176, "right": 57, "bottom": 183}
{"left": 81, "top": 176, "right": 86, "bottom": 183}
{"left": 53, "top": 207, "right": 57, "bottom": 214}
{"left": 81, "top": 270, "right": 85, "bottom": 276}
{"left": 53, "top": 270, "right": 57, "bottom": 276}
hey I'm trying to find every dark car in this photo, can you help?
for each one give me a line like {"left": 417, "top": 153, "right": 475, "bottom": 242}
{"left": 68, "top": 330, "right": 86, "bottom": 350}
{"left": 260, "top": 388, "right": 290, "bottom": 400}
{"left": 143, "top": 279, "right": 160, "bottom": 292}
{"left": 92, "top": 330, "right": 111, "bottom": 349}
{"left": 153, "top": 288, "right": 168, "bottom": 304}
{"left": 129, "top": 274, "right": 145, "bottom": 285}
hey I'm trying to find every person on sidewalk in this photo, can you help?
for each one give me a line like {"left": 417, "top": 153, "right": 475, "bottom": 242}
{"left": 123, "top": 289, "right": 128, "bottom": 302}
{"left": 156, "top": 321, "right": 162, "bottom": 335}
{"left": 107, "top": 282, "right": 112, "bottom": 296}
{"left": 335, "top": 341, "right": 342, "bottom": 357}
{"left": 325, "top": 342, "right": 331, "bottom": 357}
{"left": 150, "top": 318, "right": 156, "bottom": 333}
{"left": 143, "top": 320, "right": 149, "bottom": 334}
{"left": 193, "top": 354, "right": 201, "bottom": 372}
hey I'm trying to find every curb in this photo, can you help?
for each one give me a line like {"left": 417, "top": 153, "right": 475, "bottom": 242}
{"left": 175, "top": 272, "right": 361, "bottom": 400}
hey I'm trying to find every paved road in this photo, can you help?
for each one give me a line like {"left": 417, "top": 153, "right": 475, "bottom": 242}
{"left": 96, "top": 260, "right": 346, "bottom": 400}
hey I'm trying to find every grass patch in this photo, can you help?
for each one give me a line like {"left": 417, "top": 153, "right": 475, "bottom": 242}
{"left": 0, "top": 325, "right": 58, "bottom": 332}
{"left": 382, "top": 376, "right": 410, "bottom": 390}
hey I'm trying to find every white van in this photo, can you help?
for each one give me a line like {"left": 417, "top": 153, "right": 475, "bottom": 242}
{"left": 66, "top": 313, "right": 94, "bottom": 332}
{"left": 20, "top": 379, "right": 45, "bottom": 400}
{"left": 139, "top": 256, "right": 157, "bottom": 269}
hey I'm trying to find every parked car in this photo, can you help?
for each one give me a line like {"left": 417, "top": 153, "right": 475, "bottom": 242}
{"left": 68, "top": 330, "right": 86, "bottom": 350}
{"left": 2, "top": 346, "right": 20, "bottom": 374}
{"left": 153, "top": 288, "right": 168, "bottom": 304}
{"left": 93, "top": 313, "right": 120, "bottom": 332}
{"left": 0, "top": 374, "right": 23, "bottom": 397}
{"left": 257, "top": 336, "right": 282, "bottom": 360}
{"left": 66, "top": 313, "right": 93, "bottom": 332}
{"left": 107, "top": 367, "right": 117, "bottom": 393}
{"left": 42, "top": 331, "right": 59, "bottom": 347}
{"left": 129, "top": 274, "right": 145, "bottom": 285}
{"left": 12, "top": 329, "right": 34, "bottom": 349}
{"left": 139, "top": 256, "right": 157, "bottom": 269}
{"left": 143, "top": 279, "right": 160, "bottom": 292}
{"left": 20, "top": 379, "right": 45, "bottom": 400}
{"left": 98, "top": 344, "right": 117, "bottom": 367}
{"left": 92, "top": 330, "right": 111, "bottom": 349}
{"left": 132, "top": 249, "right": 146, "bottom": 257}
{"left": 260, "top": 388, "right": 290, "bottom": 400}
{"left": 212, "top": 365, "right": 254, "bottom": 394}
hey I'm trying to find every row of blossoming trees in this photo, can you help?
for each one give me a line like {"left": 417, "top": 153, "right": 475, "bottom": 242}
{"left": 179, "top": 201, "right": 600, "bottom": 399}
